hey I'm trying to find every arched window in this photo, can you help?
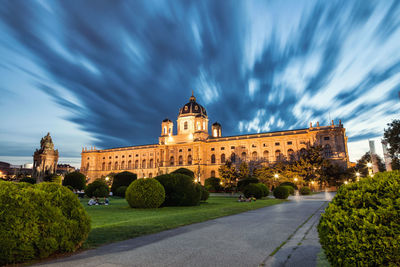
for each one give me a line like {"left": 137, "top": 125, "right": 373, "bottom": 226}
{"left": 213, "top": 129, "right": 218, "bottom": 137}
{"left": 188, "top": 155, "right": 192, "bottom": 165}
{"left": 149, "top": 173, "right": 153, "bottom": 178}
{"left": 179, "top": 155, "right": 183, "bottom": 165}
{"left": 149, "top": 159, "right": 154, "bottom": 168}
{"left": 221, "top": 153, "right": 226, "bottom": 163}
{"left": 324, "top": 144, "right": 332, "bottom": 158}
{"left": 252, "top": 151, "right": 257, "bottom": 160}
{"left": 121, "top": 161, "right": 125, "bottom": 169}
{"left": 241, "top": 152, "right": 247, "bottom": 160}
{"left": 102, "top": 162, "right": 105, "bottom": 171}
{"left": 135, "top": 160, "right": 139, "bottom": 169}
{"left": 108, "top": 162, "right": 112, "bottom": 170}
{"left": 128, "top": 160, "right": 132, "bottom": 169}
{"left": 231, "top": 153, "right": 236, "bottom": 163}
{"left": 164, "top": 126, "right": 167, "bottom": 134}
{"left": 114, "top": 162, "right": 118, "bottom": 170}
{"left": 275, "top": 150, "right": 283, "bottom": 161}
{"left": 142, "top": 159, "right": 146, "bottom": 168}
{"left": 86, "top": 163, "right": 89, "bottom": 171}
{"left": 197, "top": 122, "right": 201, "bottom": 130}
{"left": 211, "top": 154, "right": 216, "bottom": 164}
{"left": 170, "top": 156, "right": 174, "bottom": 166}
{"left": 287, "top": 149, "right": 295, "bottom": 160}
{"left": 184, "top": 121, "right": 188, "bottom": 130}
{"left": 263, "top": 150, "right": 269, "bottom": 162}
{"left": 211, "top": 170, "right": 216, "bottom": 177}
{"left": 203, "top": 121, "right": 206, "bottom": 130}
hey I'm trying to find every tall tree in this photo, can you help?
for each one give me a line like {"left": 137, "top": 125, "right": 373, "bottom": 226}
{"left": 383, "top": 119, "right": 400, "bottom": 158}
{"left": 218, "top": 161, "right": 237, "bottom": 186}
{"left": 355, "top": 152, "right": 386, "bottom": 176}
{"left": 238, "top": 162, "right": 249, "bottom": 179}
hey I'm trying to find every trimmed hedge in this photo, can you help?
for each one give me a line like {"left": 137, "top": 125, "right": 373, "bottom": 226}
{"left": 286, "top": 185, "right": 295, "bottom": 195}
{"left": 111, "top": 171, "right": 137, "bottom": 193}
{"left": 125, "top": 178, "right": 165, "bottom": 208}
{"left": 172, "top": 168, "right": 195, "bottom": 178}
{"left": 155, "top": 173, "right": 201, "bottom": 206}
{"left": 273, "top": 186, "right": 290, "bottom": 199}
{"left": 115, "top": 186, "right": 128, "bottom": 197}
{"left": 200, "top": 185, "right": 210, "bottom": 201}
{"left": 237, "top": 177, "right": 259, "bottom": 191}
{"left": 255, "top": 183, "right": 269, "bottom": 197}
{"left": 300, "top": 186, "right": 311, "bottom": 195}
{"left": 0, "top": 182, "right": 90, "bottom": 265}
{"left": 279, "top": 181, "right": 298, "bottom": 190}
{"left": 85, "top": 179, "right": 109, "bottom": 198}
{"left": 318, "top": 171, "right": 400, "bottom": 266}
{"left": 243, "top": 183, "right": 263, "bottom": 199}
{"left": 63, "top": 171, "right": 86, "bottom": 190}
{"left": 204, "top": 177, "right": 222, "bottom": 192}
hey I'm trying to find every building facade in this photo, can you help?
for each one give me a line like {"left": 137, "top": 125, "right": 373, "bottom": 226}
{"left": 81, "top": 93, "right": 350, "bottom": 183}
{"left": 33, "top": 133, "right": 59, "bottom": 182}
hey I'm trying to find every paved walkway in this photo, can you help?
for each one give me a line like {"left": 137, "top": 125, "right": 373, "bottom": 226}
{"left": 37, "top": 192, "right": 334, "bottom": 267}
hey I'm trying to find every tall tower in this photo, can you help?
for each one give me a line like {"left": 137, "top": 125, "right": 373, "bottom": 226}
{"left": 211, "top": 122, "right": 222, "bottom": 137}
{"left": 33, "top": 133, "right": 59, "bottom": 183}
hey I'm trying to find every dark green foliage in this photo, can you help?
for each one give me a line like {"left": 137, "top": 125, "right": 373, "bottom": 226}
{"left": 43, "top": 174, "right": 62, "bottom": 184}
{"left": 284, "top": 185, "right": 295, "bottom": 195}
{"left": 299, "top": 186, "right": 311, "bottom": 195}
{"left": 273, "top": 186, "right": 290, "bottom": 199}
{"left": 172, "top": 168, "right": 195, "bottom": 178}
{"left": 242, "top": 183, "right": 263, "bottom": 199}
{"left": 111, "top": 171, "right": 137, "bottom": 193}
{"left": 19, "top": 177, "right": 36, "bottom": 184}
{"left": 279, "top": 181, "right": 297, "bottom": 190}
{"left": 355, "top": 152, "right": 386, "bottom": 176}
{"left": 63, "top": 171, "right": 86, "bottom": 190}
{"left": 383, "top": 119, "right": 400, "bottom": 158}
{"left": 318, "top": 171, "right": 400, "bottom": 266}
{"left": 255, "top": 183, "right": 269, "bottom": 197}
{"left": 237, "top": 177, "right": 259, "bottom": 191}
{"left": 204, "top": 177, "right": 223, "bottom": 191}
{"left": 85, "top": 179, "right": 109, "bottom": 198}
{"left": 0, "top": 182, "right": 90, "bottom": 265}
{"left": 115, "top": 186, "right": 128, "bottom": 197}
{"left": 155, "top": 173, "right": 201, "bottom": 206}
{"left": 126, "top": 178, "right": 165, "bottom": 208}
{"left": 65, "top": 185, "right": 74, "bottom": 191}
{"left": 200, "top": 185, "right": 210, "bottom": 201}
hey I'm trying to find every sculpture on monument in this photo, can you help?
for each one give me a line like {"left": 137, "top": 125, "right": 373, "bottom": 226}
{"left": 33, "top": 133, "right": 59, "bottom": 183}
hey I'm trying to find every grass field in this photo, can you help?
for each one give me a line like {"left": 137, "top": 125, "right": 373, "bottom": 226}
{"left": 81, "top": 196, "right": 284, "bottom": 248}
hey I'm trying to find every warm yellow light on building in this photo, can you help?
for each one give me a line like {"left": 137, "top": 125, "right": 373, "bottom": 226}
{"left": 294, "top": 177, "right": 298, "bottom": 182}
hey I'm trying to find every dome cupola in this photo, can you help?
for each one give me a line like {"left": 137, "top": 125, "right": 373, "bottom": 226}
{"left": 178, "top": 91, "right": 207, "bottom": 118}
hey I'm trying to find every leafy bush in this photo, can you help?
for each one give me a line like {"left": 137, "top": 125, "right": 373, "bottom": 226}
{"left": 0, "top": 182, "right": 90, "bottom": 265}
{"left": 204, "top": 177, "right": 222, "bottom": 192}
{"left": 125, "top": 178, "right": 165, "bottom": 208}
{"left": 115, "top": 186, "right": 128, "bottom": 197}
{"left": 43, "top": 174, "right": 62, "bottom": 184}
{"left": 85, "top": 179, "right": 109, "bottom": 198}
{"left": 255, "top": 183, "right": 269, "bottom": 197}
{"left": 273, "top": 186, "right": 290, "bottom": 199}
{"left": 279, "top": 181, "right": 298, "bottom": 190}
{"left": 318, "top": 171, "right": 400, "bottom": 266}
{"left": 19, "top": 177, "right": 36, "bottom": 184}
{"left": 200, "top": 185, "right": 210, "bottom": 201}
{"left": 300, "top": 186, "right": 311, "bottom": 195}
{"left": 155, "top": 173, "right": 201, "bottom": 206}
{"left": 237, "top": 177, "right": 259, "bottom": 191}
{"left": 286, "top": 185, "right": 295, "bottom": 195}
{"left": 242, "top": 183, "right": 263, "bottom": 199}
{"left": 63, "top": 171, "right": 86, "bottom": 190}
{"left": 111, "top": 171, "right": 137, "bottom": 193}
{"left": 65, "top": 185, "right": 74, "bottom": 191}
{"left": 172, "top": 168, "right": 195, "bottom": 178}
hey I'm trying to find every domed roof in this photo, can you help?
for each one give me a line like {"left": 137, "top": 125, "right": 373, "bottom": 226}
{"left": 178, "top": 92, "right": 207, "bottom": 118}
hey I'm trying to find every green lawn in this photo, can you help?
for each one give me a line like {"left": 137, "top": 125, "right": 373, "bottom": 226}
{"left": 81, "top": 196, "right": 284, "bottom": 248}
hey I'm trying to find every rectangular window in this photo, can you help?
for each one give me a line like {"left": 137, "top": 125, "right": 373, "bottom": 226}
{"left": 188, "top": 148, "right": 192, "bottom": 152}
{"left": 115, "top": 156, "right": 118, "bottom": 158}
{"left": 129, "top": 155, "right": 132, "bottom": 157}
{"left": 211, "top": 148, "right": 215, "bottom": 151}
{"left": 221, "top": 147, "right": 225, "bottom": 150}
{"left": 179, "top": 149, "right": 182, "bottom": 152}
{"left": 263, "top": 143, "right": 267, "bottom": 147}
{"left": 136, "top": 154, "right": 139, "bottom": 157}
{"left": 300, "top": 141, "right": 306, "bottom": 144}
{"left": 324, "top": 137, "right": 330, "bottom": 140}
{"left": 287, "top": 141, "right": 292, "bottom": 145}
{"left": 275, "top": 142, "right": 280, "bottom": 146}
{"left": 252, "top": 144, "right": 256, "bottom": 148}
{"left": 231, "top": 146, "right": 235, "bottom": 149}
{"left": 122, "top": 155, "right": 125, "bottom": 158}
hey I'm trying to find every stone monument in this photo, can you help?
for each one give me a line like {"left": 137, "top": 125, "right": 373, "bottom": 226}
{"left": 33, "top": 133, "right": 59, "bottom": 183}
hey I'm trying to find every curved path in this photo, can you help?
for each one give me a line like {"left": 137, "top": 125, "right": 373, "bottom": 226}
{"left": 37, "top": 192, "right": 334, "bottom": 267}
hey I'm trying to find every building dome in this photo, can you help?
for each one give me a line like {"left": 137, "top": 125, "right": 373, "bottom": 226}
{"left": 178, "top": 92, "right": 207, "bottom": 118}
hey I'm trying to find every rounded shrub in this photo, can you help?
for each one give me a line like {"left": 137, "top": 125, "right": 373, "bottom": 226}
{"left": 85, "top": 179, "right": 109, "bottom": 198}
{"left": 318, "top": 171, "right": 400, "bottom": 266}
{"left": 63, "top": 171, "right": 86, "bottom": 190}
{"left": 111, "top": 171, "right": 137, "bottom": 194}
{"left": 299, "top": 186, "right": 311, "bottom": 195}
{"left": 255, "top": 183, "right": 269, "bottom": 197}
{"left": 155, "top": 173, "right": 201, "bottom": 206}
{"left": 273, "top": 186, "right": 290, "bottom": 199}
{"left": 43, "top": 174, "right": 62, "bottom": 184}
{"left": 172, "top": 168, "right": 195, "bottom": 178}
{"left": 243, "top": 183, "right": 263, "bottom": 199}
{"left": 237, "top": 177, "right": 259, "bottom": 191}
{"left": 115, "top": 186, "right": 128, "bottom": 197}
{"left": 0, "top": 182, "right": 90, "bottom": 265}
{"left": 200, "top": 185, "right": 210, "bottom": 201}
{"left": 286, "top": 185, "right": 295, "bottom": 195}
{"left": 279, "top": 181, "right": 298, "bottom": 190}
{"left": 204, "top": 177, "right": 222, "bottom": 192}
{"left": 126, "top": 178, "right": 165, "bottom": 208}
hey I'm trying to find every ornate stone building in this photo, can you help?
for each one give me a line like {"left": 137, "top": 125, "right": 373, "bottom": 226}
{"left": 81, "top": 93, "right": 350, "bottom": 183}
{"left": 33, "top": 133, "right": 59, "bottom": 182}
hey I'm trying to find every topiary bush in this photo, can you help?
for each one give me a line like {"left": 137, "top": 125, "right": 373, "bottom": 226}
{"left": 155, "top": 173, "right": 201, "bottom": 206}
{"left": 318, "top": 171, "right": 400, "bottom": 266}
{"left": 286, "top": 185, "right": 295, "bottom": 195}
{"left": 115, "top": 186, "right": 128, "bottom": 197}
{"left": 255, "top": 183, "right": 269, "bottom": 197}
{"left": 63, "top": 171, "right": 86, "bottom": 190}
{"left": 273, "top": 186, "right": 290, "bottom": 199}
{"left": 200, "top": 185, "right": 210, "bottom": 201}
{"left": 0, "top": 182, "right": 90, "bottom": 265}
{"left": 242, "top": 183, "right": 263, "bottom": 199}
{"left": 172, "top": 168, "right": 195, "bottom": 178}
{"left": 85, "top": 179, "right": 109, "bottom": 198}
{"left": 279, "top": 181, "right": 298, "bottom": 190}
{"left": 300, "top": 186, "right": 311, "bottom": 195}
{"left": 237, "top": 177, "right": 259, "bottom": 191}
{"left": 111, "top": 171, "right": 137, "bottom": 194}
{"left": 204, "top": 177, "right": 222, "bottom": 192}
{"left": 125, "top": 178, "right": 165, "bottom": 208}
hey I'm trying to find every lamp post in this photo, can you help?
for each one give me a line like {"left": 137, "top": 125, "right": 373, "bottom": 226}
{"left": 366, "top": 162, "right": 373, "bottom": 177}
{"left": 356, "top": 172, "right": 360, "bottom": 182}
{"left": 274, "top": 174, "right": 279, "bottom": 188}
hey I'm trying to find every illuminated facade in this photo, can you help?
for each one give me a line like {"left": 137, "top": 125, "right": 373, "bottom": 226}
{"left": 81, "top": 93, "right": 350, "bottom": 183}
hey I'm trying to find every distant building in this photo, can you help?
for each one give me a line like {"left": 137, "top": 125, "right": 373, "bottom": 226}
{"left": 33, "top": 133, "right": 59, "bottom": 182}
{"left": 57, "top": 164, "right": 76, "bottom": 175}
{"left": 81, "top": 93, "right": 350, "bottom": 183}
{"left": 0, "top": 161, "right": 32, "bottom": 178}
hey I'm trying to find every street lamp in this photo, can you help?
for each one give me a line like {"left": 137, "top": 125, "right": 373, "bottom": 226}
{"left": 274, "top": 174, "right": 279, "bottom": 179}
{"left": 294, "top": 177, "right": 298, "bottom": 182}
{"left": 105, "top": 176, "right": 110, "bottom": 182}
{"left": 356, "top": 172, "right": 360, "bottom": 182}
{"left": 366, "top": 162, "right": 373, "bottom": 177}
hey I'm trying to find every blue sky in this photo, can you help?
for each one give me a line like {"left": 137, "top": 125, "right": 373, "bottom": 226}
{"left": 0, "top": 0, "right": 399, "bottom": 166}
